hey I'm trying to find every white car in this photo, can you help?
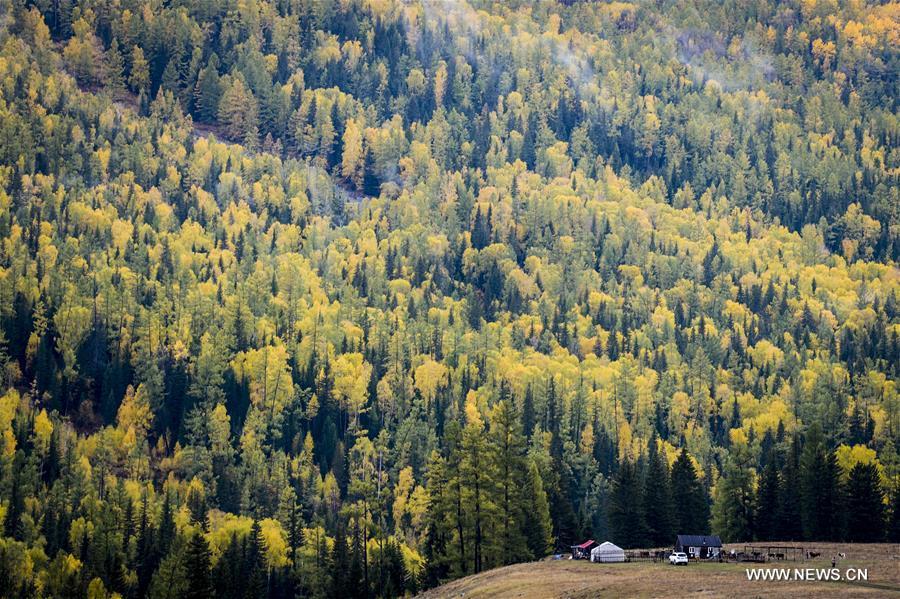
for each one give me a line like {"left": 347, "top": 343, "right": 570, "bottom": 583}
{"left": 669, "top": 552, "right": 689, "bottom": 565}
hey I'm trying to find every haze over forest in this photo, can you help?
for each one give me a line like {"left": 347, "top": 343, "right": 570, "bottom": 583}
{"left": 0, "top": 0, "right": 897, "bottom": 597}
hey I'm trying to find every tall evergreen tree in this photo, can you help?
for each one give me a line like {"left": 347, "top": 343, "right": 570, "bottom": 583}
{"left": 184, "top": 531, "right": 213, "bottom": 599}
{"left": 523, "top": 459, "right": 553, "bottom": 558}
{"left": 105, "top": 38, "right": 126, "bottom": 92}
{"left": 245, "top": 520, "right": 269, "bottom": 598}
{"left": 193, "top": 56, "right": 221, "bottom": 123}
{"left": 362, "top": 147, "right": 380, "bottom": 197}
{"left": 330, "top": 523, "right": 351, "bottom": 598}
{"left": 520, "top": 385, "right": 535, "bottom": 440}
{"left": 889, "top": 482, "right": 900, "bottom": 544}
{"left": 489, "top": 400, "right": 529, "bottom": 563}
{"left": 799, "top": 425, "right": 844, "bottom": 540}
{"left": 711, "top": 449, "right": 755, "bottom": 542}
{"left": 642, "top": 437, "right": 674, "bottom": 547}
{"left": 609, "top": 460, "right": 647, "bottom": 548}
{"left": 460, "top": 422, "right": 498, "bottom": 573}
{"left": 777, "top": 436, "right": 804, "bottom": 540}
{"left": 421, "top": 451, "right": 450, "bottom": 588}
{"left": 754, "top": 454, "right": 781, "bottom": 541}
{"left": 845, "top": 462, "right": 885, "bottom": 542}
{"left": 670, "top": 448, "right": 709, "bottom": 534}
{"left": 212, "top": 532, "right": 244, "bottom": 599}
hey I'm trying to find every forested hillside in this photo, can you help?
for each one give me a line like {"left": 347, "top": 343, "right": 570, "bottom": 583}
{"left": 0, "top": 0, "right": 898, "bottom": 597}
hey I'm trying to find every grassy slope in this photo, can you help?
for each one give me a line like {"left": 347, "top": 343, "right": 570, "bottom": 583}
{"left": 416, "top": 543, "right": 900, "bottom": 598}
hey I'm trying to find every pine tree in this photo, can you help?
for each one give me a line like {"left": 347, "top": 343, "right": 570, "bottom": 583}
{"left": 362, "top": 147, "right": 380, "bottom": 197}
{"left": 711, "top": 449, "right": 755, "bottom": 542}
{"left": 845, "top": 462, "right": 885, "bottom": 542}
{"left": 158, "top": 490, "right": 176, "bottom": 557}
{"left": 218, "top": 76, "right": 259, "bottom": 144}
{"left": 212, "top": 532, "right": 244, "bottom": 599}
{"left": 460, "top": 422, "right": 499, "bottom": 573}
{"left": 330, "top": 523, "right": 351, "bottom": 598}
{"left": 889, "top": 482, "right": 900, "bottom": 543}
{"left": 523, "top": 459, "right": 552, "bottom": 558}
{"left": 245, "top": 520, "right": 269, "bottom": 598}
{"left": 187, "top": 485, "right": 208, "bottom": 530}
{"left": 3, "top": 452, "right": 25, "bottom": 540}
{"left": 135, "top": 493, "right": 156, "bottom": 597}
{"left": 129, "top": 45, "right": 149, "bottom": 94}
{"left": 521, "top": 385, "right": 535, "bottom": 440}
{"left": 440, "top": 423, "right": 468, "bottom": 577}
{"left": 194, "top": 56, "right": 221, "bottom": 122}
{"left": 609, "top": 460, "right": 647, "bottom": 548}
{"left": 328, "top": 101, "right": 345, "bottom": 171}
{"left": 105, "top": 38, "right": 126, "bottom": 92}
{"left": 184, "top": 531, "right": 213, "bottom": 599}
{"left": 776, "top": 436, "right": 804, "bottom": 540}
{"left": 489, "top": 400, "right": 529, "bottom": 564}
{"left": 642, "top": 436, "right": 674, "bottom": 547}
{"left": 670, "top": 448, "right": 709, "bottom": 534}
{"left": 754, "top": 454, "right": 780, "bottom": 541}
{"left": 471, "top": 206, "right": 491, "bottom": 250}
{"left": 348, "top": 521, "right": 365, "bottom": 598}
{"left": 800, "top": 424, "right": 844, "bottom": 540}
{"left": 422, "top": 451, "right": 450, "bottom": 588}
{"left": 286, "top": 496, "right": 304, "bottom": 565}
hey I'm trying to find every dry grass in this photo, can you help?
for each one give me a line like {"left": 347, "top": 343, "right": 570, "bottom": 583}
{"left": 416, "top": 543, "right": 900, "bottom": 598}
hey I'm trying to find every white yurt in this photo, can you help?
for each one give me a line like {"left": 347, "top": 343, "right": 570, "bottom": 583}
{"left": 590, "top": 541, "right": 626, "bottom": 563}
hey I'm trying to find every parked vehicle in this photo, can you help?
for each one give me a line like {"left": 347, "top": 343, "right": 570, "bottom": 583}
{"left": 669, "top": 552, "right": 689, "bottom": 565}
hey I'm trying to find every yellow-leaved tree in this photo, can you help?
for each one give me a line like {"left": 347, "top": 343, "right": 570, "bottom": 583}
{"left": 332, "top": 352, "right": 372, "bottom": 431}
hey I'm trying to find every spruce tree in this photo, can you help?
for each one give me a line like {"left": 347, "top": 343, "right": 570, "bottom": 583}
{"left": 422, "top": 451, "right": 450, "bottom": 588}
{"left": 348, "top": 522, "right": 365, "bottom": 598}
{"left": 286, "top": 496, "right": 304, "bottom": 565}
{"left": 471, "top": 207, "right": 490, "bottom": 250}
{"left": 328, "top": 101, "right": 345, "bottom": 171}
{"left": 184, "top": 531, "right": 213, "bottom": 599}
{"left": 523, "top": 459, "right": 553, "bottom": 558}
{"left": 670, "top": 448, "right": 709, "bottom": 534}
{"left": 609, "top": 460, "right": 648, "bottom": 548}
{"left": 489, "top": 400, "right": 529, "bottom": 563}
{"left": 212, "top": 532, "right": 244, "bottom": 599}
{"left": 521, "top": 385, "right": 535, "bottom": 440}
{"left": 754, "top": 455, "right": 780, "bottom": 541}
{"left": 245, "top": 520, "right": 269, "bottom": 598}
{"left": 777, "top": 436, "right": 804, "bottom": 540}
{"left": 642, "top": 437, "right": 674, "bottom": 547}
{"left": 460, "top": 421, "right": 499, "bottom": 572}
{"left": 158, "top": 490, "right": 176, "bottom": 557}
{"left": 330, "top": 523, "right": 351, "bottom": 598}
{"left": 442, "top": 422, "right": 468, "bottom": 577}
{"left": 889, "top": 482, "right": 900, "bottom": 544}
{"left": 711, "top": 449, "right": 755, "bottom": 542}
{"left": 105, "top": 38, "right": 126, "bottom": 92}
{"left": 193, "top": 56, "right": 221, "bottom": 122}
{"left": 800, "top": 425, "right": 844, "bottom": 540}
{"left": 845, "top": 462, "right": 885, "bottom": 542}
{"left": 362, "top": 147, "right": 380, "bottom": 197}
{"left": 129, "top": 45, "right": 149, "bottom": 94}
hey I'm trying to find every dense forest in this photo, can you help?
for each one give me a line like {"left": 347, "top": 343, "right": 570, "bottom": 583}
{"left": 0, "top": 0, "right": 898, "bottom": 596}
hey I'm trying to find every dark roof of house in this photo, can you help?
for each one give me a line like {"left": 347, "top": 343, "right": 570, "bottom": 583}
{"left": 676, "top": 535, "right": 722, "bottom": 547}
{"left": 572, "top": 540, "right": 597, "bottom": 550}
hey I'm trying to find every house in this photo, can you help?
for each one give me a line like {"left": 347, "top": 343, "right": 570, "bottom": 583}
{"left": 571, "top": 539, "right": 597, "bottom": 559}
{"left": 675, "top": 535, "right": 722, "bottom": 559}
{"left": 590, "top": 541, "right": 626, "bottom": 563}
